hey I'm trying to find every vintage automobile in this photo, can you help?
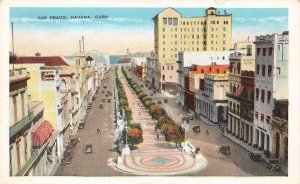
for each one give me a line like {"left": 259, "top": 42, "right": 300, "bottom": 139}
{"left": 192, "top": 125, "right": 200, "bottom": 133}
{"left": 267, "top": 159, "right": 281, "bottom": 172}
{"left": 85, "top": 145, "right": 93, "bottom": 153}
{"left": 249, "top": 151, "right": 263, "bottom": 162}
{"left": 219, "top": 144, "right": 231, "bottom": 155}
{"left": 78, "top": 122, "right": 85, "bottom": 129}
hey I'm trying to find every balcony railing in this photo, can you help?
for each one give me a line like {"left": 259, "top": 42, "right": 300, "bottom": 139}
{"left": 10, "top": 112, "right": 33, "bottom": 139}
{"left": 9, "top": 68, "right": 30, "bottom": 82}
{"left": 272, "top": 117, "right": 288, "bottom": 130}
{"left": 226, "top": 93, "right": 254, "bottom": 105}
{"left": 29, "top": 101, "right": 44, "bottom": 118}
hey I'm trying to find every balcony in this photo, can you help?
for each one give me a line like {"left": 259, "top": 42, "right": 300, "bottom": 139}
{"left": 28, "top": 101, "right": 44, "bottom": 118}
{"left": 226, "top": 93, "right": 254, "bottom": 105}
{"left": 9, "top": 68, "right": 30, "bottom": 83}
{"left": 273, "top": 117, "right": 288, "bottom": 130}
{"left": 10, "top": 112, "right": 33, "bottom": 139}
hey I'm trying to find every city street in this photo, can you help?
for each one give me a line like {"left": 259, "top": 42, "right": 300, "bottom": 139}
{"left": 55, "top": 66, "right": 283, "bottom": 176}
{"left": 55, "top": 68, "right": 127, "bottom": 176}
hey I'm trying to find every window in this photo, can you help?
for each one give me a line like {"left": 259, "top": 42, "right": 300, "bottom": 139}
{"left": 256, "top": 88, "right": 259, "bottom": 100}
{"left": 163, "top": 41, "right": 165, "bottom": 45}
{"left": 175, "top": 41, "right": 177, "bottom": 45}
{"left": 237, "top": 63, "right": 241, "bottom": 74}
{"left": 162, "top": 66, "right": 164, "bottom": 70}
{"left": 24, "top": 133, "right": 28, "bottom": 161}
{"left": 217, "top": 21, "right": 219, "bottom": 24}
{"left": 263, "top": 48, "right": 266, "bottom": 56}
{"left": 267, "top": 91, "right": 271, "bottom": 103}
{"left": 21, "top": 92, "right": 25, "bottom": 117}
{"left": 255, "top": 112, "right": 258, "bottom": 119}
{"left": 175, "top": 34, "right": 177, "bottom": 38}
{"left": 163, "top": 48, "right": 165, "bottom": 52}
{"left": 175, "top": 54, "right": 177, "bottom": 58}
{"left": 163, "top": 18, "right": 167, "bottom": 25}
{"left": 182, "top": 21, "right": 185, "bottom": 25}
{"left": 223, "top": 40, "right": 226, "bottom": 45}
{"left": 256, "top": 64, "right": 260, "bottom": 75}
{"left": 223, "top": 27, "right": 226, "bottom": 31}
{"left": 268, "top": 47, "right": 273, "bottom": 56}
{"left": 163, "top": 34, "right": 165, "bottom": 39}
{"left": 162, "top": 75, "right": 165, "bottom": 81}
{"left": 262, "top": 65, "right": 266, "bottom": 76}
{"left": 162, "top": 28, "right": 165, "bottom": 32}
{"left": 276, "top": 67, "right": 281, "bottom": 74}
{"left": 167, "top": 66, "right": 169, "bottom": 70}
{"left": 163, "top": 54, "right": 165, "bottom": 58}
{"left": 175, "top": 27, "right": 177, "bottom": 32}
{"left": 261, "top": 89, "right": 265, "bottom": 103}
{"left": 13, "top": 95, "right": 17, "bottom": 122}
{"left": 257, "top": 48, "right": 260, "bottom": 56}
{"left": 16, "top": 140, "right": 21, "bottom": 170}
{"left": 168, "top": 18, "right": 172, "bottom": 25}
{"left": 211, "top": 27, "right": 214, "bottom": 31}
{"left": 268, "top": 65, "right": 272, "bottom": 77}
{"left": 173, "top": 18, "right": 178, "bottom": 26}
{"left": 171, "top": 66, "right": 173, "bottom": 70}
{"left": 261, "top": 114, "right": 264, "bottom": 122}
{"left": 223, "top": 34, "right": 226, "bottom": 38}
{"left": 211, "top": 34, "right": 214, "bottom": 38}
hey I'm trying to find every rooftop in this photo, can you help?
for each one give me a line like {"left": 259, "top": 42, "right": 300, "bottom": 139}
{"left": 14, "top": 56, "right": 69, "bottom": 66}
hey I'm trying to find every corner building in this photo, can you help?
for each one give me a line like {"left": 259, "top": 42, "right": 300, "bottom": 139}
{"left": 153, "top": 7, "right": 232, "bottom": 91}
{"left": 253, "top": 32, "right": 288, "bottom": 152}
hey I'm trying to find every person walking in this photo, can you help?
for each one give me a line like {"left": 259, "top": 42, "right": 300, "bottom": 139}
{"left": 206, "top": 129, "right": 209, "bottom": 135}
{"left": 97, "top": 128, "right": 101, "bottom": 134}
{"left": 156, "top": 133, "right": 159, "bottom": 140}
{"left": 155, "top": 126, "right": 157, "bottom": 132}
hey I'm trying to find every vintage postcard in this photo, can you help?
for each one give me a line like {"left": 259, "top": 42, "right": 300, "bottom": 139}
{"left": 1, "top": 0, "right": 300, "bottom": 183}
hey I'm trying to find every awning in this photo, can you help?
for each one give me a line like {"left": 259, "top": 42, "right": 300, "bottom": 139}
{"left": 32, "top": 120, "right": 54, "bottom": 147}
{"left": 234, "top": 85, "right": 244, "bottom": 97}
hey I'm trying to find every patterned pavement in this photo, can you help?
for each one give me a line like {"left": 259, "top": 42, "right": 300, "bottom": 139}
{"left": 114, "top": 71, "right": 207, "bottom": 175}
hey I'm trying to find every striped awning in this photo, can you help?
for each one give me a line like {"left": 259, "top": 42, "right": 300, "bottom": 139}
{"left": 32, "top": 120, "right": 54, "bottom": 147}
{"left": 234, "top": 85, "right": 244, "bottom": 97}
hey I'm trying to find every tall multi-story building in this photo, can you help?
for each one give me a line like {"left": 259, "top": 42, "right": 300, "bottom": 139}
{"left": 153, "top": 7, "right": 232, "bottom": 92}
{"left": 253, "top": 31, "right": 288, "bottom": 152}
{"left": 226, "top": 42, "right": 256, "bottom": 146}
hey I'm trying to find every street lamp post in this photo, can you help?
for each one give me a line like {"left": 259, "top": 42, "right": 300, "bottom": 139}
{"left": 181, "top": 119, "right": 189, "bottom": 152}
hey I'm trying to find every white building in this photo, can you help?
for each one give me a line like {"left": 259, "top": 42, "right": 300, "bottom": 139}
{"left": 177, "top": 51, "right": 231, "bottom": 107}
{"left": 253, "top": 31, "right": 288, "bottom": 151}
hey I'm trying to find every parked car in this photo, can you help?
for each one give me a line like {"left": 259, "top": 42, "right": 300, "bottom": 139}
{"left": 78, "top": 122, "right": 85, "bottom": 129}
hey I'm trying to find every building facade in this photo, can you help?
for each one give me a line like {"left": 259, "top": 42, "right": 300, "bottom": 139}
{"left": 253, "top": 32, "right": 288, "bottom": 152}
{"left": 197, "top": 71, "right": 229, "bottom": 124}
{"left": 271, "top": 100, "right": 288, "bottom": 174}
{"left": 153, "top": 7, "right": 232, "bottom": 91}
{"left": 177, "top": 51, "right": 230, "bottom": 109}
{"left": 226, "top": 42, "right": 256, "bottom": 146}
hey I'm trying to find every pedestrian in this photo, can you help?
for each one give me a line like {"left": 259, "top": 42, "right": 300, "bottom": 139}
{"left": 155, "top": 126, "right": 157, "bottom": 132}
{"left": 219, "top": 124, "right": 221, "bottom": 129}
{"left": 97, "top": 128, "right": 101, "bottom": 134}
{"left": 206, "top": 130, "right": 209, "bottom": 135}
{"left": 156, "top": 134, "right": 159, "bottom": 140}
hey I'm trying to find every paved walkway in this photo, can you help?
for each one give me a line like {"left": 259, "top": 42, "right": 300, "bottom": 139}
{"left": 115, "top": 70, "right": 207, "bottom": 175}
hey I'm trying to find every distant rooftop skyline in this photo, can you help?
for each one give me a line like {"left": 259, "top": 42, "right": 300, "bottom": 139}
{"left": 10, "top": 7, "right": 288, "bottom": 56}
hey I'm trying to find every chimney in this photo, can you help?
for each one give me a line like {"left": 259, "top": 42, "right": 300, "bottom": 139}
{"left": 82, "top": 36, "right": 84, "bottom": 53}
{"left": 79, "top": 40, "right": 82, "bottom": 53}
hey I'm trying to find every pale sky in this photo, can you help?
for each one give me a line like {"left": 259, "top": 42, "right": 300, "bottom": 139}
{"left": 10, "top": 7, "right": 288, "bottom": 56}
